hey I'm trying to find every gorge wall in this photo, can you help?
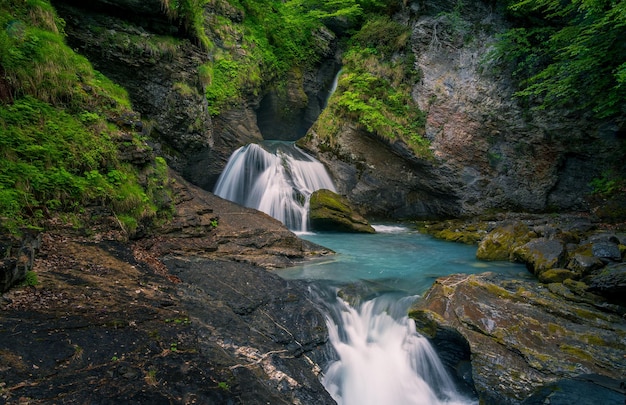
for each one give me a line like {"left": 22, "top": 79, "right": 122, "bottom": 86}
{"left": 53, "top": 0, "right": 624, "bottom": 220}
{"left": 302, "top": 0, "right": 625, "bottom": 219}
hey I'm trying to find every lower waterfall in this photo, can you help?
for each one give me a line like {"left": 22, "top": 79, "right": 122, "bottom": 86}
{"left": 214, "top": 141, "right": 336, "bottom": 232}
{"left": 321, "top": 294, "right": 475, "bottom": 405}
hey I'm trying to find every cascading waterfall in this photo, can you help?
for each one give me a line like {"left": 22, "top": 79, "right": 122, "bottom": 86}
{"left": 214, "top": 141, "right": 336, "bottom": 232}
{"left": 321, "top": 294, "right": 476, "bottom": 405}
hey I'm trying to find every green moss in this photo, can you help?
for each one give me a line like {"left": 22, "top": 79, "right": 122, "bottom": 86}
{"left": 0, "top": 0, "right": 172, "bottom": 234}
{"left": 408, "top": 309, "right": 445, "bottom": 339}
{"left": 310, "top": 189, "right": 351, "bottom": 214}
{"left": 476, "top": 223, "right": 532, "bottom": 261}
{"left": 560, "top": 344, "right": 595, "bottom": 363}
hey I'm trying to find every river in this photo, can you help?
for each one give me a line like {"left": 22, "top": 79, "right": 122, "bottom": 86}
{"left": 276, "top": 225, "right": 527, "bottom": 405}
{"left": 214, "top": 141, "right": 528, "bottom": 404}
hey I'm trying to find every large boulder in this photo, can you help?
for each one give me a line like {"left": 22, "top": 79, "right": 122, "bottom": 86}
{"left": 309, "top": 189, "right": 375, "bottom": 233}
{"left": 476, "top": 223, "right": 535, "bottom": 261}
{"left": 409, "top": 272, "right": 626, "bottom": 404}
{"left": 513, "top": 238, "right": 567, "bottom": 276}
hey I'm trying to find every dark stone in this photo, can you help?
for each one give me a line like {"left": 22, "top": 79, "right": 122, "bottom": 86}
{"left": 513, "top": 238, "right": 566, "bottom": 275}
{"left": 592, "top": 242, "right": 622, "bottom": 262}
{"left": 521, "top": 374, "right": 626, "bottom": 405}
{"left": 587, "top": 263, "right": 626, "bottom": 305}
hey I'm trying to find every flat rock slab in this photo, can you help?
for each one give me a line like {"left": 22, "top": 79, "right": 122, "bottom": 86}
{"left": 409, "top": 272, "right": 626, "bottom": 404}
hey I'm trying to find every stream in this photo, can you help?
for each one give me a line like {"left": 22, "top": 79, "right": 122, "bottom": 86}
{"left": 278, "top": 226, "right": 527, "bottom": 405}
{"left": 214, "top": 141, "right": 528, "bottom": 404}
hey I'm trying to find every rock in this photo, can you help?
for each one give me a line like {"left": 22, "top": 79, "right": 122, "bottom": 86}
{"left": 538, "top": 268, "right": 577, "bottom": 284}
{"left": 309, "top": 189, "right": 375, "bottom": 233}
{"left": 135, "top": 172, "right": 329, "bottom": 268}
{"left": 476, "top": 223, "right": 534, "bottom": 261}
{"left": 409, "top": 272, "right": 626, "bottom": 404}
{"left": 521, "top": 374, "right": 626, "bottom": 405}
{"left": 0, "top": 231, "right": 40, "bottom": 292}
{"left": 592, "top": 241, "right": 622, "bottom": 262}
{"left": 587, "top": 263, "right": 626, "bottom": 305}
{"left": 513, "top": 238, "right": 566, "bottom": 276}
{"left": 567, "top": 253, "right": 605, "bottom": 276}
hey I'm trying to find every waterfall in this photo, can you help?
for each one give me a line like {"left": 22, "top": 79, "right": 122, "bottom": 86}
{"left": 321, "top": 294, "right": 476, "bottom": 405}
{"left": 214, "top": 141, "right": 336, "bottom": 232}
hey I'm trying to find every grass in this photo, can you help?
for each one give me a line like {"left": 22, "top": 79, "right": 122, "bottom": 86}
{"left": 0, "top": 0, "right": 172, "bottom": 235}
{"left": 311, "top": 16, "right": 430, "bottom": 158}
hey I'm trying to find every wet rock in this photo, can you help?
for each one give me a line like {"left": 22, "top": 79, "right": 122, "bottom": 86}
{"left": 309, "top": 189, "right": 375, "bottom": 233}
{"left": 513, "top": 238, "right": 566, "bottom": 275}
{"left": 476, "top": 223, "right": 534, "bottom": 261}
{"left": 521, "top": 374, "right": 626, "bottom": 405}
{"left": 587, "top": 263, "right": 626, "bottom": 305}
{"left": 410, "top": 272, "right": 626, "bottom": 404}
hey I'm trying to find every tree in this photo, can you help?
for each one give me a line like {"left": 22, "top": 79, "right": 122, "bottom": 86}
{"left": 493, "top": 0, "right": 626, "bottom": 119}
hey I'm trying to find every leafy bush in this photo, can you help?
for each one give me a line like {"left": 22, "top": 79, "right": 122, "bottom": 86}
{"left": 489, "top": 0, "right": 626, "bottom": 119}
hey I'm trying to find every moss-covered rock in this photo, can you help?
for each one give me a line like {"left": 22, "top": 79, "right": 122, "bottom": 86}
{"left": 512, "top": 238, "right": 566, "bottom": 276}
{"left": 537, "top": 268, "right": 577, "bottom": 284}
{"left": 411, "top": 272, "right": 626, "bottom": 404}
{"left": 476, "top": 223, "right": 535, "bottom": 261}
{"left": 309, "top": 189, "right": 375, "bottom": 233}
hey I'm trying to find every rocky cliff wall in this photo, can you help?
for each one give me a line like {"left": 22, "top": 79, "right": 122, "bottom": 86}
{"left": 53, "top": 0, "right": 341, "bottom": 191}
{"left": 54, "top": 0, "right": 624, "bottom": 220}
{"left": 302, "top": 0, "right": 625, "bottom": 219}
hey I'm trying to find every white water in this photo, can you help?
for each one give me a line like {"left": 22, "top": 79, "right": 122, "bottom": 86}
{"left": 321, "top": 294, "right": 476, "bottom": 405}
{"left": 214, "top": 141, "right": 336, "bottom": 232}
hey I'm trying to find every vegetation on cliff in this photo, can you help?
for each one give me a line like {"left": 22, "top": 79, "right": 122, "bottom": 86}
{"left": 0, "top": 0, "right": 171, "bottom": 235}
{"left": 310, "top": 15, "right": 430, "bottom": 157}
{"left": 491, "top": 0, "right": 626, "bottom": 120}
{"left": 192, "top": 0, "right": 392, "bottom": 115}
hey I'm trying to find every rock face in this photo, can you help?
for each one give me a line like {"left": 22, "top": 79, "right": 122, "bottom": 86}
{"left": 309, "top": 189, "right": 375, "bottom": 233}
{"left": 302, "top": 128, "right": 464, "bottom": 219}
{"left": 301, "top": 0, "right": 625, "bottom": 219}
{"left": 409, "top": 272, "right": 626, "bottom": 404}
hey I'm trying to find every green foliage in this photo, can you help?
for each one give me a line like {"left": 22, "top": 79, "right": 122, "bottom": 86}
{"left": 490, "top": 0, "right": 626, "bottom": 118}
{"left": 162, "top": 0, "right": 213, "bottom": 51}
{"left": 0, "top": 1, "right": 172, "bottom": 235}
{"left": 315, "top": 16, "right": 430, "bottom": 158}
{"left": 589, "top": 171, "right": 625, "bottom": 197}
{"left": 19, "top": 271, "right": 39, "bottom": 287}
{"left": 198, "top": 0, "right": 391, "bottom": 115}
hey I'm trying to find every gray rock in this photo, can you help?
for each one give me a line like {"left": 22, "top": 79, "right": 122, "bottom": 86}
{"left": 410, "top": 272, "right": 626, "bottom": 404}
{"left": 592, "top": 242, "right": 622, "bottom": 262}
{"left": 513, "top": 238, "right": 566, "bottom": 275}
{"left": 587, "top": 263, "right": 626, "bottom": 305}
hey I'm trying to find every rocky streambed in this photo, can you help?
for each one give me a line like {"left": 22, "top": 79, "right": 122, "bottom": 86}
{"left": 412, "top": 213, "right": 626, "bottom": 404}
{"left": 2, "top": 186, "right": 625, "bottom": 405}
